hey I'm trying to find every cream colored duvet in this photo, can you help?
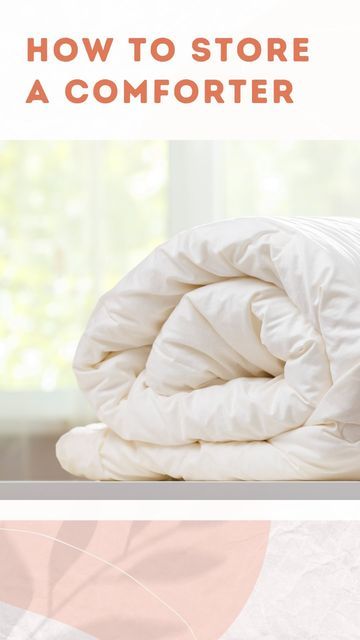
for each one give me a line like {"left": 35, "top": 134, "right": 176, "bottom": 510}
{"left": 57, "top": 217, "right": 360, "bottom": 480}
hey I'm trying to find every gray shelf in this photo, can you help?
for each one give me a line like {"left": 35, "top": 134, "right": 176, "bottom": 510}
{"left": 0, "top": 481, "right": 360, "bottom": 500}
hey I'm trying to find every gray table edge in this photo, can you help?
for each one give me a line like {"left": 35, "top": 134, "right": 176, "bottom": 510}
{"left": 1, "top": 481, "right": 360, "bottom": 500}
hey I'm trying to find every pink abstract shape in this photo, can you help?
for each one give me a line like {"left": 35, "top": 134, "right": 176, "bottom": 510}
{"left": 0, "top": 520, "right": 270, "bottom": 639}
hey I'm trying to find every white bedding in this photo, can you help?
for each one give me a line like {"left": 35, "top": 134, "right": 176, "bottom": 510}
{"left": 56, "top": 217, "right": 360, "bottom": 480}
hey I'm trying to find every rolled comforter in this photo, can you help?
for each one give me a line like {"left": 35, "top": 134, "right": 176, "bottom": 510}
{"left": 57, "top": 217, "right": 360, "bottom": 480}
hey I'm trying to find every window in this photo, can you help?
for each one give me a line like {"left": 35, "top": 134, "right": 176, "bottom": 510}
{"left": 224, "top": 141, "right": 360, "bottom": 218}
{"left": 1, "top": 141, "right": 167, "bottom": 392}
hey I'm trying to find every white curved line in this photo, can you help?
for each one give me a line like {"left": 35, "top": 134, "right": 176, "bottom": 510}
{"left": 0, "top": 527, "right": 198, "bottom": 640}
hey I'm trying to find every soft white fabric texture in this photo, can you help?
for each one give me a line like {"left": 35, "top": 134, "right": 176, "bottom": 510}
{"left": 57, "top": 217, "right": 360, "bottom": 480}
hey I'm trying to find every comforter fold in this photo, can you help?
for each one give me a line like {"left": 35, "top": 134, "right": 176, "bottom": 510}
{"left": 56, "top": 217, "right": 360, "bottom": 480}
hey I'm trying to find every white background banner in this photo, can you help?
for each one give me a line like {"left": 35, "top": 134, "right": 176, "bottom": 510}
{"left": 1, "top": 0, "right": 360, "bottom": 139}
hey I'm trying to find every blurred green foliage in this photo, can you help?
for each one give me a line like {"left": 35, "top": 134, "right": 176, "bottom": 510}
{"left": 0, "top": 141, "right": 167, "bottom": 390}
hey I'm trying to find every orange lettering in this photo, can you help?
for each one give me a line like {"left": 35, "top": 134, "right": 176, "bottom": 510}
{"left": 65, "top": 79, "right": 88, "bottom": 103}
{"left": 82, "top": 38, "right": 113, "bottom": 62}
{"left": 26, "top": 79, "right": 49, "bottom": 103}
{"left": 274, "top": 79, "right": 293, "bottom": 103}
{"left": 192, "top": 38, "right": 210, "bottom": 61}
{"left": 27, "top": 38, "right": 47, "bottom": 61}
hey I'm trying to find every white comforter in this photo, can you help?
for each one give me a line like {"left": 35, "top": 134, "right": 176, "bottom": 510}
{"left": 56, "top": 217, "right": 360, "bottom": 480}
